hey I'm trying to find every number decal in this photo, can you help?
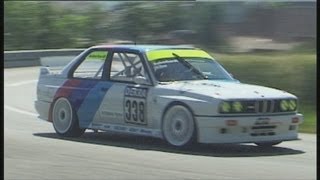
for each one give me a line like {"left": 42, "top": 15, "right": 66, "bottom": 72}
{"left": 124, "top": 99, "right": 146, "bottom": 124}
{"left": 124, "top": 86, "right": 148, "bottom": 125}
{"left": 125, "top": 100, "right": 131, "bottom": 121}
{"left": 132, "top": 101, "right": 138, "bottom": 121}
{"left": 139, "top": 101, "right": 144, "bottom": 122}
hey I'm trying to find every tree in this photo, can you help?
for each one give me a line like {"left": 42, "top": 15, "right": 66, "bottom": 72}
{"left": 4, "top": 1, "right": 226, "bottom": 50}
{"left": 191, "top": 3, "right": 225, "bottom": 48}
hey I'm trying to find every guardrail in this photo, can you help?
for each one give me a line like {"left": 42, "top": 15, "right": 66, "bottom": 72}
{"left": 4, "top": 49, "right": 84, "bottom": 68}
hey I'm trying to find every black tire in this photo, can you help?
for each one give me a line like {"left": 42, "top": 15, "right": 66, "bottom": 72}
{"left": 162, "top": 105, "right": 196, "bottom": 147}
{"left": 52, "top": 97, "right": 85, "bottom": 137}
{"left": 255, "top": 141, "right": 282, "bottom": 147}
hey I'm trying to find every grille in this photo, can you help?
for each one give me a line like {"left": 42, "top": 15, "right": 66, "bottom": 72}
{"left": 255, "top": 100, "right": 274, "bottom": 113}
{"left": 237, "top": 99, "right": 293, "bottom": 114}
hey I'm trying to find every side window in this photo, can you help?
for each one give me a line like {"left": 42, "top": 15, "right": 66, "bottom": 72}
{"left": 110, "top": 52, "right": 150, "bottom": 84}
{"left": 73, "top": 50, "right": 108, "bottom": 79}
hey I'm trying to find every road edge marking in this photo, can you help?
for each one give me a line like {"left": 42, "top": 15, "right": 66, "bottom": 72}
{"left": 4, "top": 79, "right": 38, "bottom": 87}
{"left": 4, "top": 105, "right": 38, "bottom": 117}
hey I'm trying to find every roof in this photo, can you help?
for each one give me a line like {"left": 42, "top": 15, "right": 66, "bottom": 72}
{"left": 90, "top": 44, "right": 214, "bottom": 61}
{"left": 91, "top": 44, "right": 195, "bottom": 52}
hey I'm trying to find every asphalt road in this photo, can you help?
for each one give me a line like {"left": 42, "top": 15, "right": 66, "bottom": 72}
{"left": 4, "top": 67, "right": 316, "bottom": 180}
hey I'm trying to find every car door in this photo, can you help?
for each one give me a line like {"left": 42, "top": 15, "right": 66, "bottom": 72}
{"left": 64, "top": 49, "right": 112, "bottom": 128}
{"left": 94, "top": 50, "right": 154, "bottom": 131}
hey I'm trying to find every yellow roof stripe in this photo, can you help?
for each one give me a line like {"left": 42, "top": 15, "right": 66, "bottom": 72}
{"left": 87, "top": 51, "right": 108, "bottom": 61}
{"left": 146, "top": 49, "right": 213, "bottom": 61}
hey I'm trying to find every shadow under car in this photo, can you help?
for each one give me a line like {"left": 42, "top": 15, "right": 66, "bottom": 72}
{"left": 33, "top": 131, "right": 305, "bottom": 157}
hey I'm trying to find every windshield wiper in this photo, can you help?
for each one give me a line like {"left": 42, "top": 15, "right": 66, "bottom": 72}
{"left": 172, "top": 53, "right": 208, "bottom": 79}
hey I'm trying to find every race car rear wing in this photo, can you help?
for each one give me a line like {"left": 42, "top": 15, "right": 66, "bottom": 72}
{"left": 40, "top": 67, "right": 50, "bottom": 75}
{"left": 39, "top": 66, "right": 64, "bottom": 77}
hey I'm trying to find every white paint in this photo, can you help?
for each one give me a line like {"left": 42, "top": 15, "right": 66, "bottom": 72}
{"left": 4, "top": 105, "right": 38, "bottom": 117}
{"left": 93, "top": 84, "right": 126, "bottom": 124}
{"left": 157, "top": 80, "right": 296, "bottom": 99}
{"left": 5, "top": 80, "right": 38, "bottom": 87}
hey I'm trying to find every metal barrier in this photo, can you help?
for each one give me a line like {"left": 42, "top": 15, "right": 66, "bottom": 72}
{"left": 4, "top": 49, "right": 84, "bottom": 68}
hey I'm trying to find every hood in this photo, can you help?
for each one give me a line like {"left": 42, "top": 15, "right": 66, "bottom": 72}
{"left": 158, "top": 80, "right": 296, "bottom": 100}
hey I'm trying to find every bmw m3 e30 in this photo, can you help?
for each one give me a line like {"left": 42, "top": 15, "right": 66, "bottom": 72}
{"left": 35, "top": 45, "right": 303, "bottom": 147}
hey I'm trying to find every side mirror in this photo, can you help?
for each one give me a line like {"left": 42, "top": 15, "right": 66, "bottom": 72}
{"left": 133, "top": 76, "right": 149, "bottom": 85}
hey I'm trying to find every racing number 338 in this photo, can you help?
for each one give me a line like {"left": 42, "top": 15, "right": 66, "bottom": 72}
{"left": 125, "top": 100, "right": 145, "bottom": 122}
{"left": 124, "top": 87, "right": 148, "bottom": 125}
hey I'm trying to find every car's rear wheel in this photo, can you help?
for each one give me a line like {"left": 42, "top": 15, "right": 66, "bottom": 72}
{"left": 52, "top": 97, "right": 85, "bottom": 137}
{"left": 162, "top": 105, "right": 196, "bottom": 147}
{"left": 255, "top": 141, "right": 282, "bottom": 147}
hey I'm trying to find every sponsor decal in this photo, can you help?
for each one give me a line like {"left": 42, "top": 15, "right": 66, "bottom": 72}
{"left": 255, "top": 117, "right": 270, "bottom": 125}
{"left": 124, "top": 87, "right": 147, "bottom": 98}
{"left": 140, "top": 129, "right": 152, "bottom": 134}
{"left": 88, "top": 122, "right": 161, "bottom": 137}
{"left": 87, "top": 51, "right": 108, "bottom": 60}
{"left": 104, "top": 125, "right": 111, "bottom": 129}
{"left": 146, "top": 49, "right": 213, "bottom": 61}
{"left": 101, "top": 111, "right": 123, "bottom": 119}
{"left": 114, "top": 126, "right": 127, "bottom": 131}
{"left": 129, "top": 128, "right": 139, "bottom": 133}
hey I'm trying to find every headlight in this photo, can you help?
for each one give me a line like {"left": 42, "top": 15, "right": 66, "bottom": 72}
{"left": 288, "top": 99, "right": 297, "bottom": 111}
{"left": 220, "top": 102, "right": 231, "bottom": 113}
{"left": 232, "top": 101, "right": 243, "bottom": 112}
{"left": 280, "top": 100, "right": 289, "bottom": 111}
{"left": 280, "top": 99, "right": 297, "bottom": 111}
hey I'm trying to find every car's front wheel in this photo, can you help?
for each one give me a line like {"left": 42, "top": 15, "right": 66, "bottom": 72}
{"left": 52, "top": 97, "right": 85, "bottom": 137}
{"left": 255, "top": 141, "right": 282, "bottom": 147}
{"left": 162, "top": 105, "right": 196, "bottom": 147}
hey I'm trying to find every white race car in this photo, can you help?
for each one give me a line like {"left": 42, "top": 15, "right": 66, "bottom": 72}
{"left": 35, "top": 45, "right": 303, "bottom": 147}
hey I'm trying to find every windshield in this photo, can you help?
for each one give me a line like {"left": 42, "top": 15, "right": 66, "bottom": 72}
{"left": 151, "top": 58, "right": 235, "bottom": 82}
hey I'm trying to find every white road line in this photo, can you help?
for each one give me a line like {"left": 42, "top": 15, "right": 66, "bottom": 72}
{"left": 5, "top": 79, "right": 38, "bottom": 87}
{"left": 4, "top": 105, "right": 38, "bottom": 117}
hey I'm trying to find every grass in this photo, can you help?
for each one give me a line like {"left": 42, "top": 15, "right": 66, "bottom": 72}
{"left": 211, "top": 51, "right": 316, "bottom": 133}
{"left": 298, "top": 105, "right": 316, "bottom": 133}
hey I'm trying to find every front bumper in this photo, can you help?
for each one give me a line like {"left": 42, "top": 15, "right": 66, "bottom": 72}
{"left": 195, "top": 113, "right": 303, "bottom": 144}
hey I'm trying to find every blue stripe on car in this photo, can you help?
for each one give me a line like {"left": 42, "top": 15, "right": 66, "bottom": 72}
{"left": 69, "top": 80, "right": 99, "bottom": 112}
{"left": 77, "top": 81, "right": 113, "bottom": 127}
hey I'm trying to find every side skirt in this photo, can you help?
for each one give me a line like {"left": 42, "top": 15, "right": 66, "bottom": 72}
{"left": 87, "top": 122, "right": 163, "bottom": 139}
